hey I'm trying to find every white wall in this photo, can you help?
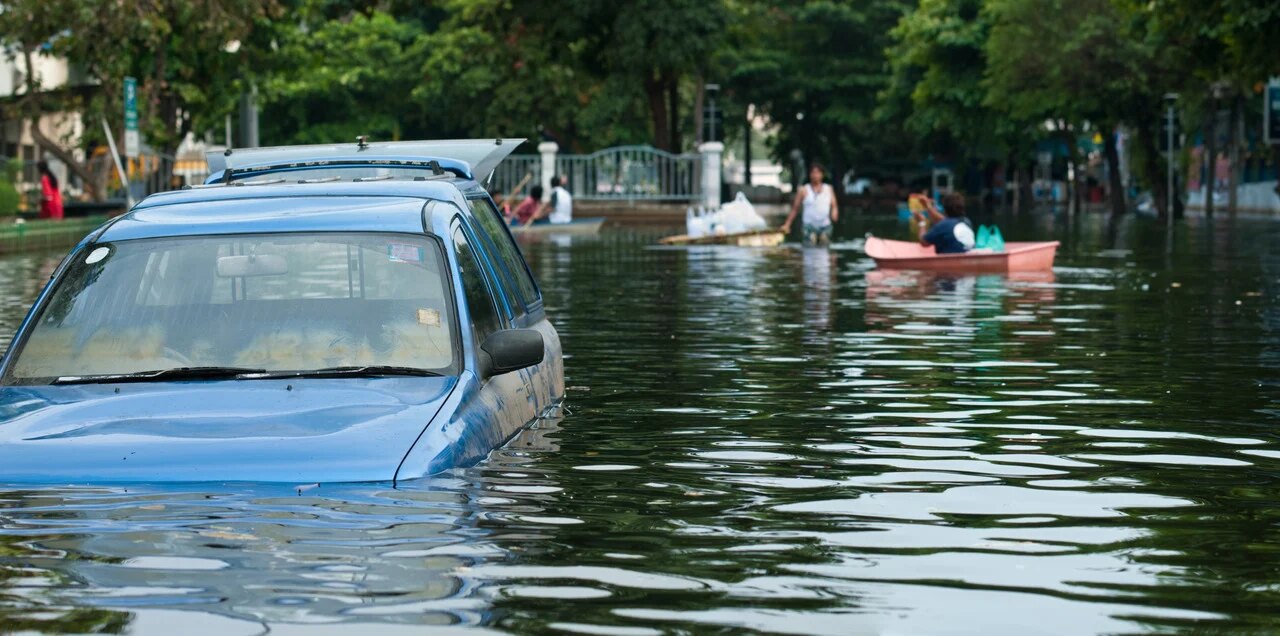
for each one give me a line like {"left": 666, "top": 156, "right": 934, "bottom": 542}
{"left": 1187, "top": 181, "right": 1280, "bottom": 214}
{"left": 0, "top": 52, "right": 70, "bottom": 98}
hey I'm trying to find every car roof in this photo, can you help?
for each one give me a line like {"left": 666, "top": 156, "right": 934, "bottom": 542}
{"left": 100, "top": 178, "right": 486, "bottom": 242}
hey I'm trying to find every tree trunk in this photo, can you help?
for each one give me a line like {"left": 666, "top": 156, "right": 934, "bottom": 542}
{"left": 1203, "top": 96, "right": 1218, "bottom": 218}
{"left": 744, "top": 111, "right": 753, "bottom": 186}
{"left": 667, "top": 74, "right": 680, "bottom": 152}
{"left": 1227, "top": 93, "right": 1242, "bottom": 214}
{"left": 1021, "top": 157, "right": 1034, "bottom": 213}
{"left": 27, "top": 117, "right": 103, "bottom": 201}
{"left": 1064, "top": 127, "right": 1081, "bottom": 215}
{"left": 1134, "top": 119, "right": 1167, "bottom": 220}
{"left": 643, "top": 73, "right": 670, "bottom": 152}
{"left": 1008, "top": 162, "right": 1018, "bottom": 212}
{"left": 20, "top": 48, "right": 101, "bottom": 201}
{"left": 1103, "top": 126, "right": 1126, "bottom": 218}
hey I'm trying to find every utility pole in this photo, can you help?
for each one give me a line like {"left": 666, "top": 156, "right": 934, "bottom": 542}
{"left": 239, "top": 82, "right": 260, "bottom": 148}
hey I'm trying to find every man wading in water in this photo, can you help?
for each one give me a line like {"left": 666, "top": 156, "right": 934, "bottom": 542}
{"left": 782, "top": 163, "right": 838, "bottom": 246}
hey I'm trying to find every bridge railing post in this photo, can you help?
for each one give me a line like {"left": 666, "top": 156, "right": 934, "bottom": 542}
{"left": 538, "top": 142, "right": 559, "bottom": 202}
{"left": 699, "top": 141, "right": 724, "bottom": 208}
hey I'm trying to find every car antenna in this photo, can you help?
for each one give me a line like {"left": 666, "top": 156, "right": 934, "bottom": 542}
{"left": 356, "top": 135, "right": 369, "bottom": 151}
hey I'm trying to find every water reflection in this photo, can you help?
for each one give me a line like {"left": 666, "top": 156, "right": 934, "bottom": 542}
{"left": 864, "top": 269, "right": 1057, "bottom": 333}
{"left": 0, "top": 420, "right": 563, "bottom": 631}
{"left": 1, "top": 216, "right": 1279, "bottom": 632}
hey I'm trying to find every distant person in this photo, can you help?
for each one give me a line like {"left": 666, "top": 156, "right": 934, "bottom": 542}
{"left": 918, "top": 192, "right": 974, "bottom": 254}
{"left": 511, "top": 185, "right": 543, "bottom": 225}
{"left": 782, "top": 163, "right": 838, "bottom": 246}
{"left": 534, "top": 175, "right": 573, "bottom": 225}
{"left": 37, "top": 160, "right": 63, "bottom": 220}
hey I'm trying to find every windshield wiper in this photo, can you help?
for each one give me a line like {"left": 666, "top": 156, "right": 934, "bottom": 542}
{"left": 53, "top": 366, "right": 267, "bottom": 385}
{"left": 252, "top": 365, "right": 443, "bottom": 379}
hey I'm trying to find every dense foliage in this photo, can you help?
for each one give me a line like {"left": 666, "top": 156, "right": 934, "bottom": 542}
{"left": 1, "top": 0, "right": 1276, "bottom": 213}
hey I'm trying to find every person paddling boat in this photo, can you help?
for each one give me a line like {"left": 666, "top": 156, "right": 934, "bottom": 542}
{"left": 917, "top": 192, "right": 975, "bottom": 254}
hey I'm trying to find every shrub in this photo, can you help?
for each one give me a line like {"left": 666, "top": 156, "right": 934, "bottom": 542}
{"left": 0, "top": 159, "right": 21, "bottom": 216}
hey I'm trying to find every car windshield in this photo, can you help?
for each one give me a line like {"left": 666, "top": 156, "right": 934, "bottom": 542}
{"left": 5, "top": 232, "right": 457, "bottom": 384}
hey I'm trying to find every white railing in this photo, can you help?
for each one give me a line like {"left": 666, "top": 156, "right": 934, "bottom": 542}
{"left": 488, "top": 154, "right": 541, "bottom": 198}
{"left": 556, "top": 145, "right": 700, "bottom": 201}
{"left": 30, "top": 143, "right": 717, "bottom": 206}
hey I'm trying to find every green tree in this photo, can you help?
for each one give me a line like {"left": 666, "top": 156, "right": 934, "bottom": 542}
{"left": 879, "top": 0, "right": 1036, "bottom": 199}
{"left": 409, "top": 0, "right": 652, "bottom": 150}
{"left": 253, "top": 4, "right": 426, "bottom": 144}
{"left": 881, "top": 0, "right": 1004, "bottom": 153}
{"left": 1148, "top": 0, "right": 1280, "bottom": 214}
{"left": 0, "top": 160, "right": 21, "bottom": 216}
{"left": 577, "top": 0, "right": 729, "bottom": 152}
{"left": 726, "top": 0, "right": 912, "bottom": 186}
{"left": 984, "top": 0, "right": 1171, "bottom": 217}
{"left": 0, "top": 0, "right": 275, "bottom": 200}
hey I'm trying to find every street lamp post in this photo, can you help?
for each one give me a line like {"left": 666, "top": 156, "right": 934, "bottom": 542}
{"left": 1163, "top": 93, "right": 1178, "bottom": 227}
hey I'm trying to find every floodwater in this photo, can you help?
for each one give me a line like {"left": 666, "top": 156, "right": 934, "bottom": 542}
{"left": 0, "top": 211, "right": 1278, "bottom": 634}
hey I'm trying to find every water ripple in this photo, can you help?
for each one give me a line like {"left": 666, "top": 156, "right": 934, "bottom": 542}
{"left": 0, "top": 217, "right": 1278, "bottom": 632}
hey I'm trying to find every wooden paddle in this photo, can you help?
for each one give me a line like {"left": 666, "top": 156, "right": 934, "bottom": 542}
{"left": 500, "top": 173, "right": 533, "bottom": 207}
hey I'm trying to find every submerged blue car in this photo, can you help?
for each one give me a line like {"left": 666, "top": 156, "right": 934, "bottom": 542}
{"left": 0, "top": 139, "right": 564, "bottom": 483}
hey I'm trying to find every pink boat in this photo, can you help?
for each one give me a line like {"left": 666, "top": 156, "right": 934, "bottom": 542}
{"left": 864, "top": 236, "right": 1058, "bottom": 273}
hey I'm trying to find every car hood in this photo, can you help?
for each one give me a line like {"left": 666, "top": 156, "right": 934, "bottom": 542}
{"left": 0, "top": 377, "right": 455, "bottom": 483}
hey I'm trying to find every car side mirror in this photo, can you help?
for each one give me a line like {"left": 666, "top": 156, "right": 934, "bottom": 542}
{"left": 480, "top": 329, "right": 544, "bottom": 377}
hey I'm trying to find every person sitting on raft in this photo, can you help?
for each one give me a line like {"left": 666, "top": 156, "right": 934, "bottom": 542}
{"left": 917, "top": 192, "right": 975, "bottom": 254}
{"left": 510, "top": 185, "right": 543, "bottom": 226}
{"left": 528, "top": 176, "right": 573, "bottom": 226}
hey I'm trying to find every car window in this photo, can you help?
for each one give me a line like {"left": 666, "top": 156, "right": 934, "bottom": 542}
{"left": 452, "top": 227, "right": 502, "bottom": 345}
{"left": 6, "top": 232, "right": 457, "bottom": 383}
{"left": 467, "top": 198, "right": 541, "bottom": 309}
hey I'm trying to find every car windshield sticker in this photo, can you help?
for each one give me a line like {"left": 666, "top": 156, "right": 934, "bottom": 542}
{"left": 85, "top": 247, "right": 111, "bottom": 264}
{"left": 388, "top": 243, "right": 423, "bottom": 264}
{"left": 416, "top": 308, "right": 441, "bottom": 327}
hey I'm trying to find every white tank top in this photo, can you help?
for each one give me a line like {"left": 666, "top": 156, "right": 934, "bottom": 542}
{"left": 549, "top": 186, "right": 573, "bottom": 224}
{"left": 801, "top": 183, "right": 832, "bottom": 227}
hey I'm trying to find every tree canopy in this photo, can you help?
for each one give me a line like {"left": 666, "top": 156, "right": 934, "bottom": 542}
{"left": 3, "top": 0, "right": 1277, "bottom": 211}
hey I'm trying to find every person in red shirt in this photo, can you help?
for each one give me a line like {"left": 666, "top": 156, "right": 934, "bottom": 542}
{"left": 510, "top": 184, "right": 543, "bottom": 225}
{"left": 37, "top": 160, "right": 63, "bottom": 220}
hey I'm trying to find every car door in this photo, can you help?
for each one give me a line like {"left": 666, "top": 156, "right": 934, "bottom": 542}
{"left": 449, "top": 219, "right": 540, "bottom": 458}
{"left": 464, "top": 196, "right": 563, "bottom": 410}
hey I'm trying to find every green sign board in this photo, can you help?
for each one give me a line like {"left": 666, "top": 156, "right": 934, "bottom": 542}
{"left": 123, "top": 76, "right": 139, "bottom": 156}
